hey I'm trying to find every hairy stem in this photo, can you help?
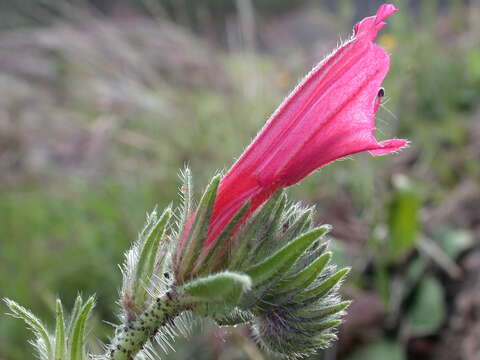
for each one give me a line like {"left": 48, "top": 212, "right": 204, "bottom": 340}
{"left": 107, "top": 291, "right": 184, "bottom": 360}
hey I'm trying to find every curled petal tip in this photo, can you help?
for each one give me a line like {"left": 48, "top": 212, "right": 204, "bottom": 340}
{"left": 376, "top": 4, "right": 397, "bottom": 23}
{"left": 354, "top": 3, "right": 397, "bottom": 41}
{"left": 369, "top": 139, "right": 409, "bottom": 156}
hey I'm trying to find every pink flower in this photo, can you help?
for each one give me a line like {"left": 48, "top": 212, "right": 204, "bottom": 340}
{"left": 206, "top": 4, "right": 407, "bottom": 248}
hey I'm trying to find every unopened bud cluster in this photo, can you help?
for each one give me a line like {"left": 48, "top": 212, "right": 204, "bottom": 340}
{"left": 106, "top": 170, "right": 350, "bottom": 359}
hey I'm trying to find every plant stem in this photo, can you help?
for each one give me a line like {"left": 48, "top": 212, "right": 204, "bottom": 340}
{"left": 107, "top": 291, "right": 184, "bottom": 360}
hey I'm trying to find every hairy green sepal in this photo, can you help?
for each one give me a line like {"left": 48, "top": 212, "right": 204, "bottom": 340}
{"left": 182, "top": 271, "right": 252, "bottom": 305}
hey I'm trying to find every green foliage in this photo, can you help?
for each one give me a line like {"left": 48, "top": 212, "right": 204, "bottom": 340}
{"left": 229, "top": 191, "right": 285, "bottom": 269}
{"left": 2, "top": 170, "right": 350, "bottom": 360}
{"left": 405, "top": 276, "right": 446, "bottom": 336}
{"left": 346, "top": 340, "right": 406, "bottom": 360}
{"left": 182, "top": 271, "right": 252, "bottom": 305}
{"left": 54, "top": 300, "right": 66, "bottom": 360}
{"left": 435, "top": 228, "right": 474, "bottom": 259}
{"left": 67, "top": 296, "right": 84, "bottom": 347}
{"left": 387, "top": 175, "right": 420, "bottom": 261}
{"left": 191, "top": 192, "right": 349, "bottom": 358}
{"left": 297, "top": 268, "right": 350, "bottom": 303}
{"left": 69, "top": 297, "right": 95, "bottom": 360}
{"left": 246, "top": 226, "right": 330, "bottom": 286}
{"left": 3, "top": 299, "right": 53, "bottom": 359}
{"left": 273, "top": 251, "right": 332, "bottom": 293}
{"left": 4, "top": 295, "right": 95, "bottom": 360}
{"left": 136, "top": 208, "right": 172, "bottom": 290}
{"left": 167, "top": 171, "right": 349, "bottom": 358}
{"left": 122, "top": 206, "right": 172, "bottom": 315}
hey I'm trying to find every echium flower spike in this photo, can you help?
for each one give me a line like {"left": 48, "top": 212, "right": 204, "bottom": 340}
{"left": 170, "top": 4, "right": 405, "bottom": 357}
{"left": 4, "top": 5, "right": 407, "bottom": 360}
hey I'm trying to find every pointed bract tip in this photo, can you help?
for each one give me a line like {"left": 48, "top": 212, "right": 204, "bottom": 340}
{"left": 354, "top": 3, "right": 397, "bottom": 42}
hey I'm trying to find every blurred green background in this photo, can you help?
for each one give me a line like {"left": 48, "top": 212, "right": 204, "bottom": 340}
{"left": 1, "top": 0, "right": 479, "bottom": 359}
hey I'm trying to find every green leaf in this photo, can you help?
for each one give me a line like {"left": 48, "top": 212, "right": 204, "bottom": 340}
{"left": 135, "top": 207, "right": 172, "bottom": 303}
{"left": 3, "top": 298, "right": 53, "bottom": 358}
{"left": 388, "top": 175, "right": 420, "bottom": 261}
{"left": 213, "top": 309, "right": 254, "bottom": 326}
{"left": 230, "top": 191, "right": 283, "bottom": 269}
{"left": 182, "top": 271, "right": 252, "bottom": 305}
{"left": 288, "top": 241, "right": 328, "bottom": 276}
{"left": 346, "top": 339, "right": 406, "bottom": 360}
{"left": 247, "top": 226, "right": 331, "bottom": 286}
{"left": 299, "top": 319, "right": 342, "bottom": 332}
{"left": 315, "top": 333, "right": 338, "bottom": 347}
{"left": 54, "top": 299, "right": 66, "bottom": 360}
{"left": 138, "top": 208, "right": 171, "bottom": 278}
{"left": 274, "top": 252, "right": 332, "bottom": 293}
{"left": 261, "top": 252, "right": 333, "bottom": 308}
{"left": 67, "top": 295, "right": 83, "bottom": 345}
{"left": 251, "top": 193, "right": 287, "bottom": 262}
{"left": 405, "top": 276, "right": 446, "bottom": 336}
{"left": 281, "top": 208, "right": 314, "bottom": 245}
{"left": 435, "top": 228, "right": 474, "bottom": 259}
{"left": 177, "top": 174, "right": 221, "bottom": 280}
{"left": 296, "top": 267, "right": 350, "bottom": 303}
{"left": 193, "top": 302, "right": 235, "bottom": 318}
{"left": 69, "top": 296, "right": 95, "bottom": 360}
{"left": 296, "top": 301, "right": 351, "bottom": 321}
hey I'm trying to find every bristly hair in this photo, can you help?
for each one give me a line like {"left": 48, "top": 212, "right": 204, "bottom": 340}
{"left": 173, "top": 167, "right": 194, "bottom": 240}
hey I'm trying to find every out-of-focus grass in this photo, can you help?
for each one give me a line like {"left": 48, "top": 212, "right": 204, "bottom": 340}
{"left": 0, "top": 182, "right": 157, "bottom": 357}
{"left": 1, "top": 0, "right": 479, "bottom": 359}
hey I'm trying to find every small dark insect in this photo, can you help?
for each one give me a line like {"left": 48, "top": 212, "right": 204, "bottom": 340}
{"left": 374, "top": 87, "right": 385, "bottom": 112}
{"left": 163, "top": 272, "right": 170, "bottom": 279}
